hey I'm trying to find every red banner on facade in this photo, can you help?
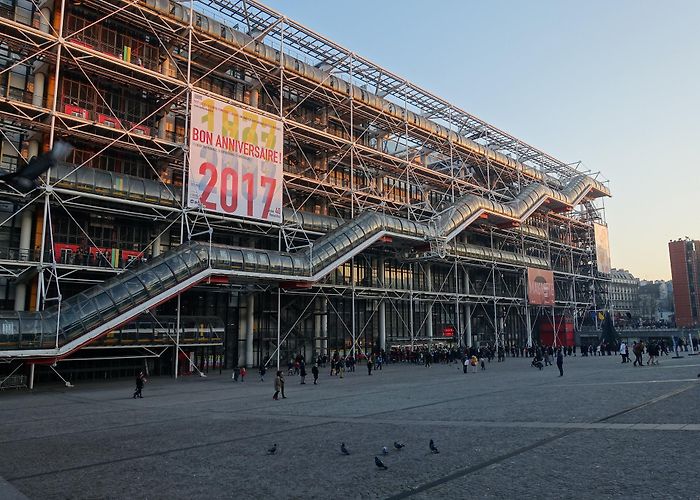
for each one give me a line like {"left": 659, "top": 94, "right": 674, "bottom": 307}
{"left": 527, "top": 268, "right": 555, "bottom": 306}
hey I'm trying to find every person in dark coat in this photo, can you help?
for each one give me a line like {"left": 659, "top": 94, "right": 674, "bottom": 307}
{"left": 273, "top": 371, "right": 285, "bottom": 400}
{"left": 300, "top": 362, "right": 307, "bottom": 384}
{"left": 556, "top": 348, "right": 564, "bottom": 377}
{"left": 312, "top": 363, "right": 319, "bottom": 384}
{"left": 133, "top": 371, "right": 146, "bottom": 398}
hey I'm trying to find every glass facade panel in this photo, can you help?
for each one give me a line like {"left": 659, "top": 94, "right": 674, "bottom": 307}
{"left": 75, "top": 295, "right": 103, "bottom": 331}
{"left": 151, "top": 261, "right": 178, "bottom": 289}
{"left": 138, "top": 269, "right": 164, "bottom": 297}
{"left": 58, "top": 307, "right": 86, "bottom": 341}
{"left": 166, "top": 254, "right": 192, "bottom": 281}
{"left": 107, "top": 282, "right": 135, "bottom": 313}
{"left": 122, "top": 272, "right": 149, "bottom": 304}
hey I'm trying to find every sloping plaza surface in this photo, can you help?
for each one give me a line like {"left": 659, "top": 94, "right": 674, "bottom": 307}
{"left": 1, "top": 354, "right": 699, "bottom": 499}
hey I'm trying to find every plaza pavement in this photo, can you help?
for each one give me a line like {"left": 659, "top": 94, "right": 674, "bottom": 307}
{"left": 1, "top": 353, "right": 699, "bottom": 499}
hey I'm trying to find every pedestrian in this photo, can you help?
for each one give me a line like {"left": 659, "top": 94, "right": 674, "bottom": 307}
{"left": 312, "top": 363, "right": 319, "bottom": 384}
{"left": 133, "top": 370, "right": 146, "bottom": 398}
{"left": 531, "top": 354, "right": 543, "bottom": 370}
{"left": 259, "top": 364, "right": 266, "bottom": 382}
{"left": 239, "top": 366, "right": 247, "bottom": 382}
{"left": 273, "top": 370, "right": 282, "bottom": 400}
{"left": 463, "top": 356, "right": 468, "bottom": 374}
{"left": 367, "top": 355, "right": 373, "bottom": 376}
{"left": 556, "top": 348, "right": 564, "bottom": 377}
{"left": 647, "top": 342, "right": 658, "bottom": 366}
{"left": 619, "top": 342, "right": 627, "bottom": 363}
{"left": 280, "top": 371, "right": 286, "bottom": 398}
{"left": 633, "top": 341, "right": 644, "bottom": 367}
{"left": 300, "top": 362, "right": 307, "bottom": 384}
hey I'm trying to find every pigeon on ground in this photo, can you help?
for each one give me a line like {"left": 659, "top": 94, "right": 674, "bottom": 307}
{"left": 429, "top": 439, "right": 440, "bottom": 454}
{"left": 341, "top": 442, "right": 350, "bottom": 455}
{"left": 267, "top": 443, "right": 277, "bottom": 455}
{"left": 393, "top": 441, "right": 405, "bottom": 450}
{"left": 374, "top": 456, "right": 388, "bottom": 470}
{"left": 382, "top": 446, "right": 389, "bottom": 455}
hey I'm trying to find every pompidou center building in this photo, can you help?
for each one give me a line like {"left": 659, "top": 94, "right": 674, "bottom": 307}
{"left": 0, "top": 0, "right": 612, "bottom": 383}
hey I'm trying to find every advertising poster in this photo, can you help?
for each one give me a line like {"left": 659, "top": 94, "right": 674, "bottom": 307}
{"left": 593, "top": 223, "right": 611, "bottom": 274}
{"left": 527, "top": 268, "right": 555, "bottom": 306}
{"left": 188, "top": 92, "right": 283, "bottom": 223}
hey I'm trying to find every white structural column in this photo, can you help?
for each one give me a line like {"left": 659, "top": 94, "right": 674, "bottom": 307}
{"left": 158, "top": 112, "right": 168, "bottom": 139}
{"left": 465, "top": 266, "right": 472, "bottom": 348}
{"left": 425, "top": 263, "right": 433, "bottom": 344}
{"left": 378, "top": 299, "right": 386, "bottom": 352}
{"left": 32, "top": 70, "right": 46, "bottom": 108}
{"left": 245, "top": 293, "right": 254, "bottom": 368}
{"left": 465, "top": 304, "right": 473, "bottom": 348}
{"left": 526, "top": 304, "right": 533, "bottom": 347}
{"left": 314, "top": 296, "right": 322, "bottom": 358}
{"left": 13, "top": 208, "right": 34, "bottom": 310}
{"left": 239, "top": 236, "right": 256, "bottom": 368}
{"left": 38, "top": 7, "right": 51, "bottom": 33}
{"left": 454, "top": 261, "right": 461, "bottom": 349}
{"left": 237, "top": 296, "right": 247, "bottom": 368}
{"left": 27, "top": 140, "right": 39, "bottom": 159}
{"left": 377, "top": 257, "right": 386, "bottom": 352}
{"left": 14, "top": 137, "right": 38, "bottom": 311}
{"left": 152, "top": 231, "right": 162, "bottom": 258}
{"left": 525, "top": 267, "right": 532, "bottom": 347}
{"left": 158, "top": 55, "right": 172, "bottom": 139}
{"left": 28, "top": 363, "right": 35, "bottom": 390}
{"left": 321, "top": 298, "right": 328, "bottom": 357}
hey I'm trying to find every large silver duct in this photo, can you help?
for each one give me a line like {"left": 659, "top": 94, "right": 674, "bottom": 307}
{"left": 50, "top": 162, "right": 549, "bottom": 240}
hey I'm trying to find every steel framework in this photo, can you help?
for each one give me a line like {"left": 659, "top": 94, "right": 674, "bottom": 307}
{"left": 0, "top": 0, "right": 611, "bottom": 380}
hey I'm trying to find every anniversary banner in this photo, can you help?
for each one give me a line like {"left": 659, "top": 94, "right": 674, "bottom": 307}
{"left": 188, "top": 92, "right": 283, "bottom": 223}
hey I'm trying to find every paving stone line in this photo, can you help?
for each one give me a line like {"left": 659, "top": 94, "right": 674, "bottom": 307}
{"left": 385, "top": 381, "right": 699, "bottom": 499}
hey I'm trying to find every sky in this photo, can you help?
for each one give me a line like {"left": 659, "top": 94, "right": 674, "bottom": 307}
{"left": 263, "top": 0, "right": 699, "bottom": 281}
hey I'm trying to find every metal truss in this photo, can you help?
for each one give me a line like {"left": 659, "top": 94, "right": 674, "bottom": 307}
{"left": 0, "top": 0, "right": 610, "bottom": 370}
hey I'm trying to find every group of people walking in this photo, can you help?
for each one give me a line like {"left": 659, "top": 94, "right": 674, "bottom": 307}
{"left": 620, "top": 340, "right": 664, "bottom": 366}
